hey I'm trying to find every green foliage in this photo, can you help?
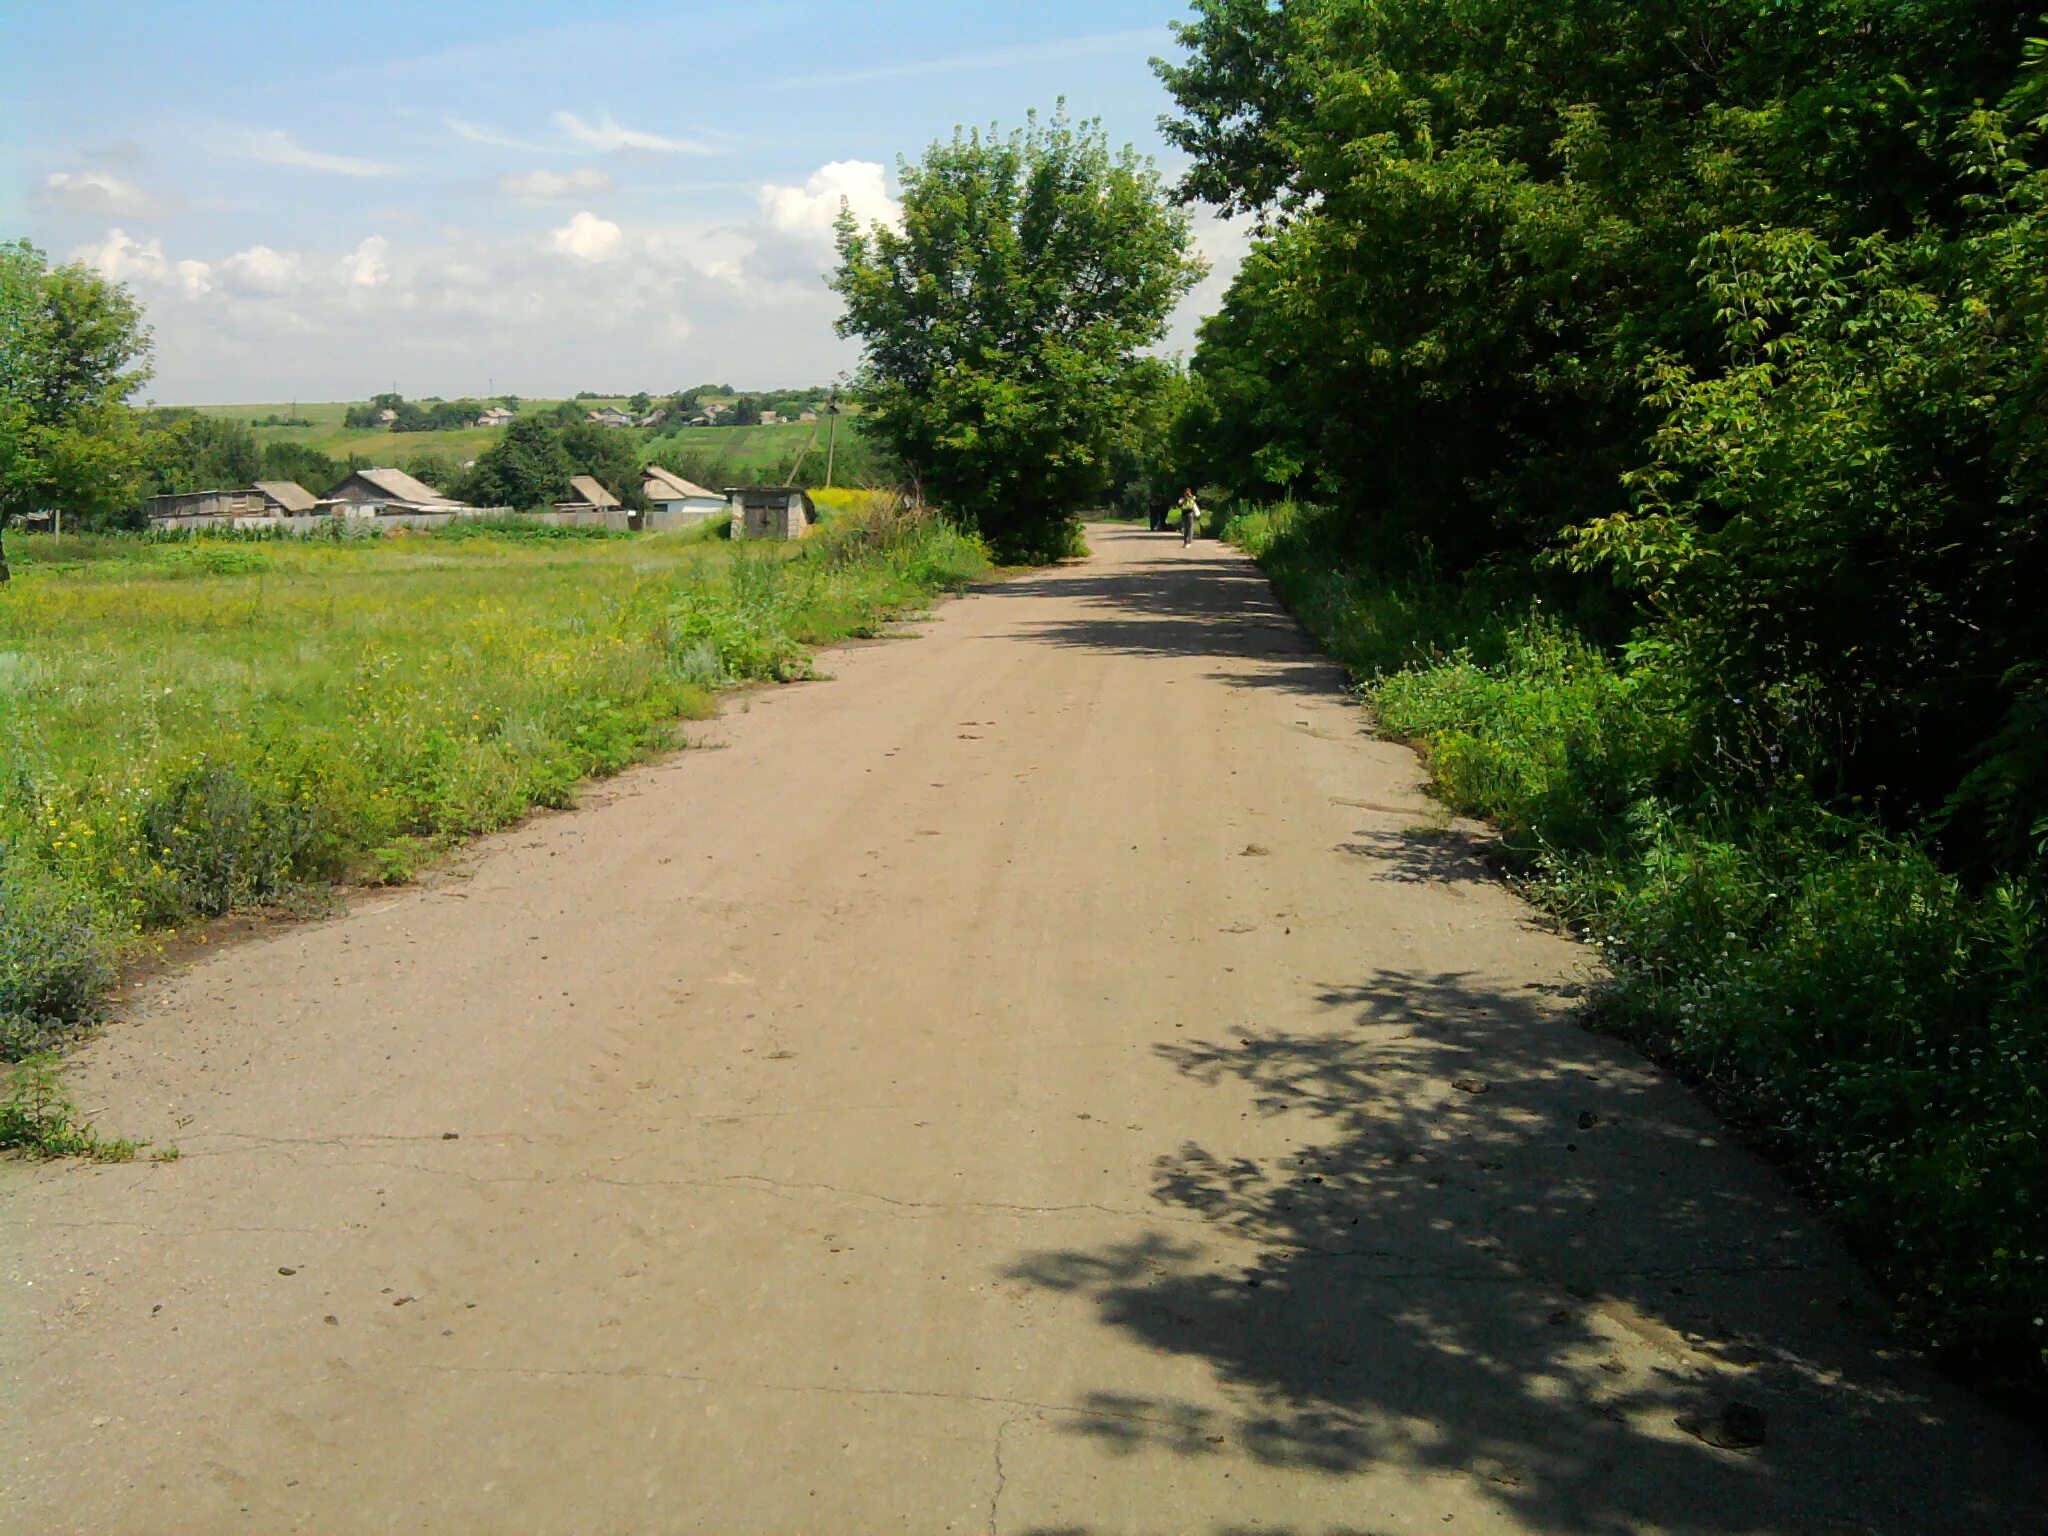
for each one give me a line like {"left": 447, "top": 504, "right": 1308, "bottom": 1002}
{"left": 460, "top": 414, "right": 574, "bottom": 509}
{"left": 1167, "top": 1, "right": 2048, "bottom": 846}
{"left": 559, "top": 421, "right": 648, "bottom": 512}
{"left": 640, "top": 417, "right": 896, "bottom": 492}
{"left": 1237, "top": 500, "right": 2048, "bottom": 1392}
{"left": 0, "top": 238, "right": 153, "bottom": 555}
{"left": 832, "top": 107, "right": 1203, "bottom": 562}
{"left": 137, "top": 410, "right": 261, "bottom": 501}
{"left": 1, "top": 859, "right": 115, "bottom": 1059}
{"left": 0, "top": 512, "right": 986, "bottom": 1069}
{"left": 1170, "top": 5, "right": 2048, "bottom": 1386}
{"left": 399, "top": 450, "right": 463, "bottom": 494}
{"left": 259, "top": 441, "right": 342, "bottom": 495}
{"left": 1, "top": 1056, "right": 135, "bottom": 1159}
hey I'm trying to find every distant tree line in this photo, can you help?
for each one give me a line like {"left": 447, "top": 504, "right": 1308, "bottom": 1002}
{"left": 342, "top": 392, "right": 498, "bottom": 432}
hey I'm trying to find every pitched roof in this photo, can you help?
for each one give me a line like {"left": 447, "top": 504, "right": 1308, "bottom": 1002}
{"left": 642, "top": 465, "right": 722, "bottom": 501}
{"left": 253, "top": 480, "right": 318, "bottom": 512}
{"left": 567, "top": 473, "right": 619, "bottom": 508}
{"left": 351, "top": 466, "right": 453, "bottom": 505}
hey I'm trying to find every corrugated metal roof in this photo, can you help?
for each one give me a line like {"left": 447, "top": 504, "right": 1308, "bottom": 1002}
{"left": 352, "top": 467, "right": 453, "bottom": 505}
{"left": 642, "top": 465, "right": 722, "bottom": 501}
{"left": 252, "top": 480, "right": 318, "bottom": 512}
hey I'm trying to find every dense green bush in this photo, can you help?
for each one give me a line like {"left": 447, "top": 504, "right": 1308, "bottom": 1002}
{"left": 1239, "top": 500, "right": 2048, "bottom": 1391}
{"left": 0, "top": 860, "right": 114, "bottom": 1058}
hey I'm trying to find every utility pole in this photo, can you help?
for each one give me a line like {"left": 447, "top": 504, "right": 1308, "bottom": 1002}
{"left": 823, "top": 390, "right": 840, "bottom": 488}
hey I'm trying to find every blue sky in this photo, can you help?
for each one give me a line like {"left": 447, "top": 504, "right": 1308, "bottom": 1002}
{"left": 1, "top": 0, "right": 1245, "bottom": 402}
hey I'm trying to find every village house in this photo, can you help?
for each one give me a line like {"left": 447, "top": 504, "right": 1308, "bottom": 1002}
{"left": 642, "top": 465, "right": 728, "bottom": 525}
{"left": 798, "top": 408, "right": 818, "bottom": 423}
{"left": 584, "top": 407, "right": 636, "bottom": 428}
{"left": 759, "top": 410, "right": 781, "bottom": 425}
{"left": 474, "top": 406, "right": 515, "bottom": 428}
{"left": 325, "top": 466, "right": 458, "bottom": 513}
{"left": 728, "top": 486, "right": 817, "bottom": 542}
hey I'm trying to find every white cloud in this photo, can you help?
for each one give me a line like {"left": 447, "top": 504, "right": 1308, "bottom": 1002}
{"left": 75, "top": 162, "right": 897, "bottom": 398}
{"left": 549, "top": 210, "right": 622, "bottom": 262}
{"left": 1159, "top": 208, "right": 1255, "bottom": 359}
{"left": 448, "top": 117, "right": 557, "bottom": 153}
{"left": 222, "top": 244, "right": 305, "bottom": 295}
{"left": 501, "top": 167, "right": 613, "bottom": 200}
{"left": 552, "top": 111, "right": 715, "bottom": 156}
{"left": 342, "top": 235, "right": 390, "bottom": 287}
{"left": 72, "top": 228, "right": 168, "bottom": 284}
{"left": 40, "top": 170, "right": 166, "bottom": 218}
{"left": 761, "top": 160, "right": 898, "bottom": 246}
{"left": 224, "top": 129, "right": 397, "bottom": 178}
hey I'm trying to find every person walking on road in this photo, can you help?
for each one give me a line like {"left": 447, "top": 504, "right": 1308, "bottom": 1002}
{"left": 1177, "top": 488, "right": 1201, "bottom": 546}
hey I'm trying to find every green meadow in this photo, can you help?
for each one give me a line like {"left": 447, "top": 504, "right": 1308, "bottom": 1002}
{"left": 0, "top": 504, "right": 986, "bottom": 1097}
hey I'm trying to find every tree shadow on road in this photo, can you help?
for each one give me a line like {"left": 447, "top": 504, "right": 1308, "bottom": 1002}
{"left": 984, "top": 542, "right": 1352, "bottom": 700}
{"left": 1001, "top": 967, "right": 2041, "bottom": 1535}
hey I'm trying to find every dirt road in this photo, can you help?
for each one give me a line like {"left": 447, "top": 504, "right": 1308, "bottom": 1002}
{"left": 3, "top": 526, "right": 2041, "bottom": 1534}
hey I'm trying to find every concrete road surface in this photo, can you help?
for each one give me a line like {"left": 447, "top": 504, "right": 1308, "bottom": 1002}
{"left": 4, "top": 526, "right": 2042, "bottom": 1534}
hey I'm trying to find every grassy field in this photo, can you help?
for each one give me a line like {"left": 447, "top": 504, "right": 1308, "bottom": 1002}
{"left": 193, "top": 400, "right": 846, "bottom": 480}
{"left": 0, "top": 504, "right": 987, "bottom": 1144}
{"left": 199, "top": 398, "right": 637, "bottom": 465}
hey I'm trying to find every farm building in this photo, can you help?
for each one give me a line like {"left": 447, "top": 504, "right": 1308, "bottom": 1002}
{"left": 729, "top": 486, "right": 817, "bottom": 542}
{"left": 326, "top": 466, "right": 458, "bottom": 513}
{"left": 144, "top": 481, "right": 320, "bottom": 522}
{"left": 475, "top": 406, "right": 515, "bottom": 427}
{"left": 642, "top": 466, "right": 728, "bottom": 525}
{"left": 584, "top": 407, "right": 636, "bottom": 428}
{"left": 556, "top": 474, "right": 619, "bottom": 514}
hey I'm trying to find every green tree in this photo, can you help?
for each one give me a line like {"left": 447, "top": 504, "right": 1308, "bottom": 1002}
{"left": 399, "top": 450, "right": 462, "bottom": 493}
{"left": 0, "top": 239, "right": 152, "bottom": 570}
{"left": 138, "top": 411, "right": 261, "bottom": 497}
{"left": 559, "top": 421, "right": 649, "bottom": 512}
{"left": 459, "top": 415, "right": 573, "bottom": 509}
{"left": 260, "top": 441, "right": 343, "bottom": 494}
{"left": 833, "top": 109, "right": 1202, "bottom": 561}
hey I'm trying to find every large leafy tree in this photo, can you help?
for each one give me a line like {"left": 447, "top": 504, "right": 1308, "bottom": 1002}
{"left": 0, "top": 239, "right": 152, "bottom": 571}
{"left": 832, "top": 108, "right": 1203, "bottom": 561}
{"left": 559, "top": 420, "right": 649, "bottom": 512}
{"left": 1160, "top": 0, "right": 2039, "bottom": 562}
{"left": 459, "top": 414, "right": 573, "bottom": 510}
{"left": 1159, "top": 0, "right": 2048, "bottom": 841}
{"left": 137, "top": 411, "right": 262, "bottom": 500}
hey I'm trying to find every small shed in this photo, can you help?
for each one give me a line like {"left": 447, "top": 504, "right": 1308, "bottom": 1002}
{"left": 729, "top": 486, "right": 817, "bottom": 542}
{"left": 327, "top": 466, "right": 458, "bottom": 512}
{"left": 144, "top": 481, "right": 320, "bottom": 524}
{"left": 253, "top": 480, "right": 319, "bottom": 513}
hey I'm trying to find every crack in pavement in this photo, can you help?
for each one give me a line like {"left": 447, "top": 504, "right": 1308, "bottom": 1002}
{"left": 988, "top": 1414, "right": 1019, "bottom": 1535}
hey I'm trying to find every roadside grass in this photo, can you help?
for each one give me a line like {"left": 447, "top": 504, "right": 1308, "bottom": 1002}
{"left": 1, "top": 1056, "right": 137, "bottom": 1161}
{"left": 1230, "top": 499, "right": 2048, "bottom": 1398}
{"left": 0, "top": 499, "right": 986, "bottom": 1150}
